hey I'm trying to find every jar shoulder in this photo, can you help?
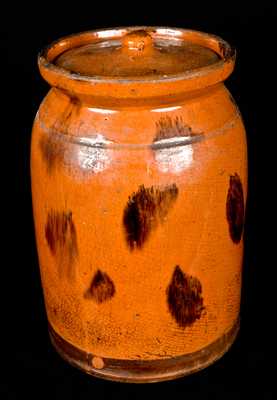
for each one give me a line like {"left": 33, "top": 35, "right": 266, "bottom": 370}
{"left": 33, "top": 84, "right": 245, "bottom": 146}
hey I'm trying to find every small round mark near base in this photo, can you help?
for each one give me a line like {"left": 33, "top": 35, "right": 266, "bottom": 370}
{"left": 92, "top": 356, "right": 105, "bottom": 369}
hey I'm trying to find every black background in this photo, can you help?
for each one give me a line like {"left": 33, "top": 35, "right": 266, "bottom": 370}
{"left": 1, "top": 2, "right": 275, "bottom": 398}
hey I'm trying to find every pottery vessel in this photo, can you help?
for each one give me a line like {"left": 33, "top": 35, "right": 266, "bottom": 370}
{"left": 31, "top": 27, "right": 247, "bottom": 382}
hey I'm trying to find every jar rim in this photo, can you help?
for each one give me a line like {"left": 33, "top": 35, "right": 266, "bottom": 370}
{"left": 38, "top": 26, "right": 236, "bottom": 100}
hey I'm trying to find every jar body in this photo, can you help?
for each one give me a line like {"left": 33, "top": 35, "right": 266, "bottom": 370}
{"left": 31, "top": 83, "right": 247, "bottom": 382}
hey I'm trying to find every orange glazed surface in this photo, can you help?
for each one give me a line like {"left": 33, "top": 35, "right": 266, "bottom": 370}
{"left": 32, "top": 27, "right": 247, "bottom": 361}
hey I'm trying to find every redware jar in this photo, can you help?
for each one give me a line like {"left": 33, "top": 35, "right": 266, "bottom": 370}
{"left": 31, "top": 27, "right": 247, "bottom": 382}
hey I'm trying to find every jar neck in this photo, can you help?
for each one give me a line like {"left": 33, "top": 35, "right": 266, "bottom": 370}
{"left": 56, "top": 83, "right": 224, "bottom": 110}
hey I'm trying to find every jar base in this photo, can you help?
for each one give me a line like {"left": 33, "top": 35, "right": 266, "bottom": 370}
{"left": 48, "top": 320, "right": 239, "bottom": 383}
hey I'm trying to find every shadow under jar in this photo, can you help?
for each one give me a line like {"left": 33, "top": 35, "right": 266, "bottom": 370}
{"left": 31, "top": 27, "right": 247, "bottom": 383}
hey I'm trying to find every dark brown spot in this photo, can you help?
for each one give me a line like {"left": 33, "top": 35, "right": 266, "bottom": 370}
{"left": 154, "top": 116, "right": 197, "bottom": 142}
{"left": 62, "top": 96, "right": 80, "bottom": 122}
{"left": 226, "top": 173, "right": 244, "bottom": 244}
{"left": 39, "top": 96, "right": 82, "bottom": 174}
{"left": 70, "top": 96, "right": 80, "bottom": 105}
{"left": 50, "top": 95, "right": 81, "bottom": 136}
{"left": 218, "top": 41, "right": 236, "bottom": 62}
{"left": 45, "top": 210, "right": 78, "bottom": 279}
{"left": 84, "top": 270, "right": 115, "bottom": 303}
{"left": 40, "top": 134, "right": 66, "bottom": 174}
{"left": 167, "top": 266, "right": 204, "bottom": 328}
{"left": 123, "top": 184, "right": 178, "bottom": 250}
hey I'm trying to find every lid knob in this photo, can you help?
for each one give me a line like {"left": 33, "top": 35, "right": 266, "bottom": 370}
{"left": 121, "top": 29, "right": 154, "bottom": 55}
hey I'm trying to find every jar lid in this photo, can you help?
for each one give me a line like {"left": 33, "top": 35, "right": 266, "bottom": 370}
{"left": 39, "top": 27, "right": 235, "bottom": 104}
{"left": 54, "top": 29, "right": 219, "bottom": 78}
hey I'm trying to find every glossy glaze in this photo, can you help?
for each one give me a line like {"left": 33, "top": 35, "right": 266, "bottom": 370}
{"left": 31, "top": 27, "right": 247, "bottom": 381}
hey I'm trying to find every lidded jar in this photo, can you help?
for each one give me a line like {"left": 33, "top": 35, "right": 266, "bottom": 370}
{"left": 31, "top": 27, "right": 247, "bottom": 382}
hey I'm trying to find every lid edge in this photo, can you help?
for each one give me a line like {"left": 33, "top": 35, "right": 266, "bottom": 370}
{"left": 38, "top": 26, "right": 236, "bottom": 99}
